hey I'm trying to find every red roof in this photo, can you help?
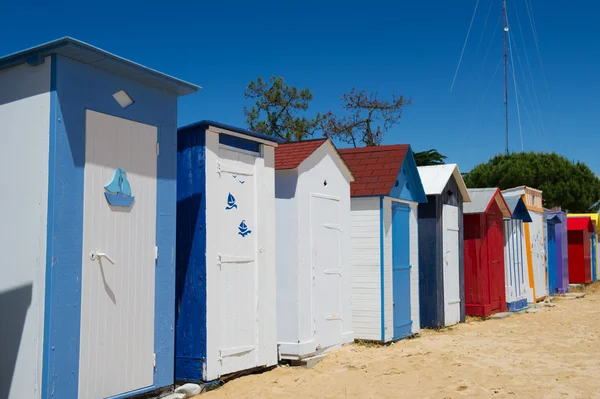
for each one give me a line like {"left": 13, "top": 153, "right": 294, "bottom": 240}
{"left": 568, "top": 217, "right": 594, "bottom": 232}
{"left": 275, "top": 139, "right": 327, "bottom": 170}
{"left": 338, "top": 145, "right": 409, "bottom": 197}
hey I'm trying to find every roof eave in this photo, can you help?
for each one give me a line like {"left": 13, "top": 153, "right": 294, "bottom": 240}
{"left": 179, "top": 120, "right": 281, "bottom": 146}
{"left": 0, "top": 37, "right": 201, "bottom": 96}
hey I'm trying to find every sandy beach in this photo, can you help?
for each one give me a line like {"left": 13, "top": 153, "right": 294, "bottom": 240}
{"left": 195, "top": 284, "right": 600, "bottom": 399}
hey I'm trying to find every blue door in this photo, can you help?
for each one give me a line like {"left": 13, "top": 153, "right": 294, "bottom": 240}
{"left": 547, "top": 222, "right": 558, "bottom": 294}
{"left": 392, "top": 203, "right": 412, "bottom": 339}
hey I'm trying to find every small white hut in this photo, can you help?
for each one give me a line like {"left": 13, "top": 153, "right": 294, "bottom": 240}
{"left": 274, "top": 139, "right": 354, "bottom": 360}
{"left": 176, "top": 121, "right": 280, "bottom": 382}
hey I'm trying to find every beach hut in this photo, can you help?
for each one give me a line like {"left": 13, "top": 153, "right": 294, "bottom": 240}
{"left": 503, "top": 196, "right": 532, "bottom": 312}
{"left": 568, "top": 214, "right": 600, "bottom": 282}
{"left": 175, "top": 121, "right": 279, "bottom": 382}
{"left": 274, "top": 139, "right": 354, "bottom": 360}
{"left": 502, "top": 187, "right": 547, "bottom": 302}
{"left": 339, "top": 145, "right": 427, "bottom": 342}
{"left": 0, "top": 38, "right": 199, "bottom": 399}
{"left": 463, "top": 188, "right": 512, "bottom": 316}
{"left": 546, "top": 210, "right": 568, "bottom": 294}
{"left": 567, "top": 217, "right": 594, "bottom": 284}
{"left": 416, "top": 164, "right": 471, "bottom": 328}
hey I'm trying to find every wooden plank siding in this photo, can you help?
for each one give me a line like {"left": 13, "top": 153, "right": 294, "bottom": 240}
{"left": 418, "top": 175, "right": 465, "bottom": 328}
{"left": 349, "top": 198, "right": 382, "bottom": 341}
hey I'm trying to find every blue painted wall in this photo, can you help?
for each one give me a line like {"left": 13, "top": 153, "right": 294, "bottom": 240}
{"left": 389, "top": 150, "right": 427, "bottom": 203}
{"left": 547, "top": 219, "right": 558, "bottom": 296}
{"left": 175, "top": 126, "right": 207, "bottom": 382}
{"left": 42, "top": 54, "right": 179, "bottom": 399}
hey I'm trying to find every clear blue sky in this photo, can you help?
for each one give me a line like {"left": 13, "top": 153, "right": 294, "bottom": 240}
{"left": 2, "top": 0, "right": 598, "bottom": 173}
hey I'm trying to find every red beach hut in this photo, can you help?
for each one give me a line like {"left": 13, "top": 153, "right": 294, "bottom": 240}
{"left": 567, "top": 217, "right": 594, "bottom": 284}
{"left": 463, "top": 188, "right": 512, "bottom": 316}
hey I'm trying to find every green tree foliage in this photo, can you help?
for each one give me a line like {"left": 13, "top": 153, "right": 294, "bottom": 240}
{"left": 414, "top": 149, "right": 447, "bottom": 166}
{"left": 244, "top": 76, "right": 324, "bottom": 141}
{"left": 464, "top": 152, "right": 600, "bottom": 212}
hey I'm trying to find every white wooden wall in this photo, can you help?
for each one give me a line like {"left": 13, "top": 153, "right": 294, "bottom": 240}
{"left": 78, "top": 111, "right": 157, "bottom": 399}
{"left": 204, "top": 130, "right": 277, "bottom": 380}
{"left": 349, "top": 198, "right": 381, "bottom": 341}
{"left": 383, "top": 199, "right": 420, "bottom": 342}
{"left": 276, "top": 143, "right": 353, "bottom": 358}
{"left": 0, "top": 58, "right": 51, "bottom": 399}
{"left": 530, "top": 212, "right": 547, "bottom": 300}
{"left": 274, "top": 170, "right": 299, "bottom": 347}
{"left": 409, "top": 203, "right": 420, "bottom": 335}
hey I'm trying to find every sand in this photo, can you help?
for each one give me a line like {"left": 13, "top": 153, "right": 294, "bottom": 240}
{"left": 195, "top": 284, "right": 600, "bottom": 399}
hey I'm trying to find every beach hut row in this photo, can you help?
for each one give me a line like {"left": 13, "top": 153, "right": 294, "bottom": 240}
{"left": 2, "top": 38, "right": 599, "bottom": 399}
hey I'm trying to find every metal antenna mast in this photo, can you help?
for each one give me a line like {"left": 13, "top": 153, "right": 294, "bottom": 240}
{"left": 503, "top": 0, "right": 509, "bottom": 155}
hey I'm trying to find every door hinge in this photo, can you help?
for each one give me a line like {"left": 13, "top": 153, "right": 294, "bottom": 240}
{"left": 156, "top": 142, "right": 160, "bottom": 156}
{"left": 153, "top": 353, "right": 156, "bottom": 367}
{"left": 155, "top": 246, "right": 158, "bottom": 260}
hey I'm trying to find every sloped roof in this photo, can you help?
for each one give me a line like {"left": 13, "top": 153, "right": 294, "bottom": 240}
{"left": 417, "top": 164, "right": 471, "bottom": 202}
{"left": 339, "top": 145, "right": 409, "bottom": 197}
{"left": 178, "top": 120, "right": 281, "bottom": 145}
{"left": 568, "top": 217, "right": 594, "bottom": 232}
{"left": 0, "top": 37, "right": 200, "bottom": 96}
{"left": 568, "top": 213, "right": 600, "bottom": 227}
{"left": 275, "top": 139, "right": 328, "bottom": 170}
{"left": 505, "top": 196, "right": 532, "bottom": 222}
{"left": 546, "top": 212, "right": 563, "bottom": 225}
{"left": 275, "top": 139, "right": 354, "bottom": 181}
{"left": 463, "top": 188, "right": 512, "bottom": 218}
{"left": 503, "top": 185, "right": 542, "bottom": 195}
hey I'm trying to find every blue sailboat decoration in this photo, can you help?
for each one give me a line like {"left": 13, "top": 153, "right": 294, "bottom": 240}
{"left": 104, "top": 168, "right": 135, "bottom": 207}
{"left": 238, "top": 220, "right": 252, "bottom": 237}
{"left": 225, "top": 193, "right": 238, "bottom": 210}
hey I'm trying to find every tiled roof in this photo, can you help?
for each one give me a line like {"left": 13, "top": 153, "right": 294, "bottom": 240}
{"left": 338, "top": 145, "right": 409, "bottom": 197}
{"left": 274, "top": 139, "right": 327, "bottom": 170}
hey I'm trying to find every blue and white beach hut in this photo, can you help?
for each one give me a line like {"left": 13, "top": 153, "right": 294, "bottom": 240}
{"left": 175, "top": 121, "right": 280, "bottom": 383}
{"left": 0, "top": 38, "right": 198, "bottom": 399}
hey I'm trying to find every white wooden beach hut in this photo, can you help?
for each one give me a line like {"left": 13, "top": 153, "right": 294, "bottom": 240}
{"left": 502, "top": 186, "right": 547, "bottom": 302}
{"left": 339, "top": 145, "right": 427, "bottom": 343}
{"left": 0, "top": 37, "right": 199, "bottom": 399}
{"left": 274, "top": 139, "right": 355, "bottom": 360}
{"left": 503, "top": 196, "right": 532, "bottom": 312}
{"left": 175, "top": 121, "right": 279, "bottom": 383}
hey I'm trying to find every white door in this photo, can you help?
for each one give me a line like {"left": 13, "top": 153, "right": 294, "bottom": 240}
{"left": 530, "top": 213, "right": 547, "bottom": 300}
{"left": 442, "top": 205, "right": 461, "bottom": 326}
{"left": 504, "top": 220, "right": 529, "bottom": 305}
{"left": 503, "top": 220, "right": 515, "bottom": 303}
{"left": 216, "top": 146, "right": 259, "bottom": 376}
{"left": 79, "top": 110, "right": 157, "bottom": 399}
{"left": 311, "top": 194, "right": 342, "bottom": 350}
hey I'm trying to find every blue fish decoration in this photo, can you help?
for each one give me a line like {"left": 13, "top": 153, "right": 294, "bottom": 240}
{"left": 232, "top": 175, "right": 238, "bottom": 179}
{"left": 239, "top": 180, "right": 245, "bottom": 184}
{"left": 225, "top": 193, "right": 238, "bottom": 210}
{"left": 104, "top": 168, "right": 134, "bottom": 207}
{"left": 238, "top": 220, "right": 252, "bottom": 237}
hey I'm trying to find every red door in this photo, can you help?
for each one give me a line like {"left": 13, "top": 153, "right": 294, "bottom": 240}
{"left": 486, "top": 208, "right": 507, "bottom": 313}
{"left": 583, "top": 230, "right": 592, "bottom": 283}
